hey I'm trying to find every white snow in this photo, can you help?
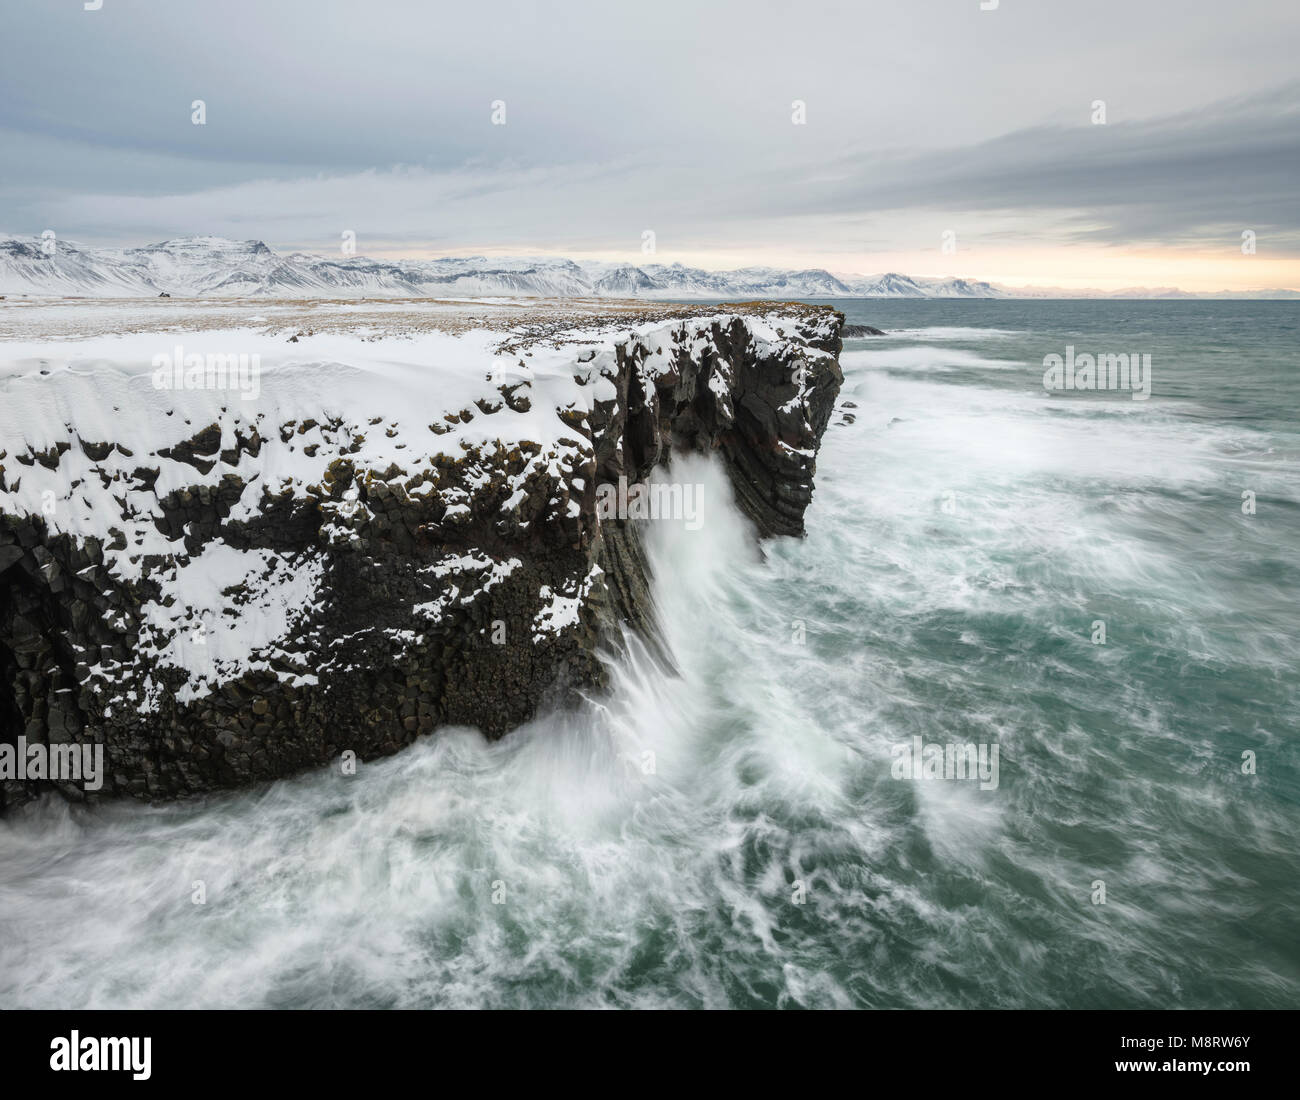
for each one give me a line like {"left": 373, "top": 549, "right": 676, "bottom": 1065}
{"left": 0, "top": 235, "right": 1010, "bottom": 300}
{"left": 1, "top": 300, "right": 832, "bottom": 709}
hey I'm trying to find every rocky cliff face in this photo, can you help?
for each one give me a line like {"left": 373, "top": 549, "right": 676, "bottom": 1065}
{"left": 0, "top": 302, "right": 842, "bottom": 806}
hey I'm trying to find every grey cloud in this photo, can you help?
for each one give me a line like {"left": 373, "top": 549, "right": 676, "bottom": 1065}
{"left": 781, "top": 83, "right": 1300, "bottom": 248}
{"left": 3, "top": 0, "right": 1298, "bottom": 260}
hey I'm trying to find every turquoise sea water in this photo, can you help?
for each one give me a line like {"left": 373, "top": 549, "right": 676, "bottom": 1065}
{"left": 1, "top": 300, "right": 1296, "bottom": 1008}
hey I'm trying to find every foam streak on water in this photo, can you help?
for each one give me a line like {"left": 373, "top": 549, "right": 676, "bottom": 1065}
{"left": 2, "top": 300, "right": 1297, "bottom": 1008}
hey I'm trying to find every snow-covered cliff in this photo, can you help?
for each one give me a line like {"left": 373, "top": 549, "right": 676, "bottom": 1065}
{"left": 0, "top": 300, "right": 843, "bottom": 804}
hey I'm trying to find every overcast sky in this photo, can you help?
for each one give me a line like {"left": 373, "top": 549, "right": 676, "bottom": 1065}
{"left": 2, "top": 0, "right": 1297, "bottom": 289}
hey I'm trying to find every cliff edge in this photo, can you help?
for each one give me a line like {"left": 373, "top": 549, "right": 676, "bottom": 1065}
{"left": 0, "top": 299, "right": 843, "bottom": 804}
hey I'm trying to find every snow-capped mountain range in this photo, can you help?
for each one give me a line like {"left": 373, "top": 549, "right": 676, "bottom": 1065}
{"left": 0, "top": 236, "right": 1295, "bottom": 300}
{"left": 0, "top": 236, "right": 1007, "bottom": 299}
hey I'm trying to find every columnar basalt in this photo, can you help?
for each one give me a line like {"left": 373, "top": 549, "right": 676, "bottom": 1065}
{"left": 0, "top": 302, "right": 843, "bottom": 806}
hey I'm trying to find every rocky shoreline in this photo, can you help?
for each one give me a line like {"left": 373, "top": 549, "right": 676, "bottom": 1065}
{"left": 0, "top": 300, "right": 843, "bottom": 807}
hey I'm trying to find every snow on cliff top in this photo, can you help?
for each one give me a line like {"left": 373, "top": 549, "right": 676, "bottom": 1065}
{"left": 0, "top": 299, "right": 835, "bottom": 577}
{"left": 0, "top": 298, "right": 835, "bottom": 707}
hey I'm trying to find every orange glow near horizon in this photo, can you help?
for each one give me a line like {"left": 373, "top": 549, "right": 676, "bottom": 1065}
{"left": 366, "top": 243, "right": 1300, "bottom": 294}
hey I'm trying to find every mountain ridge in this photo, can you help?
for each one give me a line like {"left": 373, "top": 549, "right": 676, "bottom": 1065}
{"left": 1, "top": 235, "right": 1295, "bottom": 300}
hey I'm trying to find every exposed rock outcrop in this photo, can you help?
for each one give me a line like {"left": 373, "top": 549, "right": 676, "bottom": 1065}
{"left": 0, "top": 303, "right": 843, "bottom": 806}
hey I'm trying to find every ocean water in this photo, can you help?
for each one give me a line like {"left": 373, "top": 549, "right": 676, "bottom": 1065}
{"left": 1, "top": 299, "right": 1297, "bottom": 1009}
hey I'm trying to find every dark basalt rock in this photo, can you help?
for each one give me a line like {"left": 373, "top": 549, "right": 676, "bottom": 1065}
{"left": 0, "top": 307, "right": 844, "bottom": 808}
{"left": 841, "top": 324, "right": 885, "bottom": 337}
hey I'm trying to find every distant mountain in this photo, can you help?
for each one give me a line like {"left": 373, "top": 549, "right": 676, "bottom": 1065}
{"left": 0, "top": 236, "right": 1295, "bottom": 299}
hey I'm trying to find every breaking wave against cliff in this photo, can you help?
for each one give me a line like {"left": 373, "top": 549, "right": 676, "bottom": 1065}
{"left": 0, "top": 453, "right": 811, "bottom": 1009}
